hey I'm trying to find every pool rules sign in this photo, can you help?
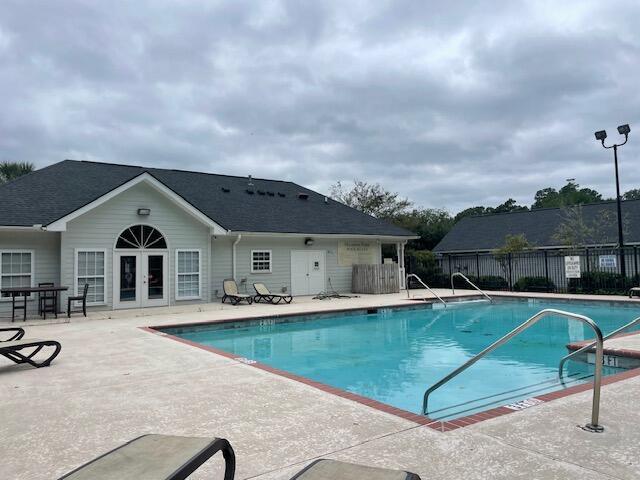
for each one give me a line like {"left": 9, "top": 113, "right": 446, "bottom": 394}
{"left": 564, "top": 256, "right": 581, "bottom": 279}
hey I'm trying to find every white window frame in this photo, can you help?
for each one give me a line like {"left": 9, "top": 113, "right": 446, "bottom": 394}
{"left": 0, "top": 249, "right": 35, "bottom": 300}
{"left": 175, "top": 249, "right": 202, "bottom": 300}
{"left": 251, "top": 249, "right": 273, "bottom": 273}
{"left": 74, "top": 248, "right": 107, "bottom": 306}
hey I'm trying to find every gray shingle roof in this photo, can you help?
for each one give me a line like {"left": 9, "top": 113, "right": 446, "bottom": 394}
{"left": 0, "top": 160, "right": 414, "bottom": 237}
{"left": 434, "top": 200, "right": 640, "bottom": 252}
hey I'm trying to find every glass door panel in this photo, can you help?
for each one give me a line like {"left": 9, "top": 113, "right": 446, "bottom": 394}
{"left": 119, "top": 255, "right": 137, "bottom": 302}
{"left": 147, "top": 255, "right": 164, "bottom": 299}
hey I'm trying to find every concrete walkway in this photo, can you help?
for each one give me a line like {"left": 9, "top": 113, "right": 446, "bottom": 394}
{"left": 1, "top": 290, "right": 639, "bottom": 479}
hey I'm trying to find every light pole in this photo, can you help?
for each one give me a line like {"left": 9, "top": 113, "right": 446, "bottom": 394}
{"left": 594, "top": 124, "right": 630, "bottom": 278}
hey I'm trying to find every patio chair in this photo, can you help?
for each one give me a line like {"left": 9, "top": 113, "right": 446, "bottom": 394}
{"left": 0, "top": 327, "right": 25, "bottom": 342}
{"left": 253, "top": 283, "right": 293, "bottom": 304}
{"left": 629, "top": 287, "right": 640, "bottom": 298}
{"left": 289, "top": 459, "right": 422, "bottom": 480}
{"left": 222, "top": 279, "right": 253, "bottom": 305}
{"left": 38, "top": 282, "right": 55, "bottom": 316}
{"left": 57, "top": 434, "right": 235, "bottom": 480}
{"left": 0, "top": 337, "right": 61, "bottom": 368}
{"left": 68, "top": 283, "right": 89, "bottom": 318}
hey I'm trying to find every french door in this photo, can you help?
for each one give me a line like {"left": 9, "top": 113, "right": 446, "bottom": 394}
{"left": 113, "top": 251, "right": 168, "bottom": 309}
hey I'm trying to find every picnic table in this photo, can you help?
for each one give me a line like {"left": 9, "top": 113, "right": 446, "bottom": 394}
{"left": 1, "top": 285, "right": 68, "bottom": 322}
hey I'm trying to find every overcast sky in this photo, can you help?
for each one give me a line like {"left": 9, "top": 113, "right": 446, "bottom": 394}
{"left": 1, "top": 1, "right": 639, "bottom": 213}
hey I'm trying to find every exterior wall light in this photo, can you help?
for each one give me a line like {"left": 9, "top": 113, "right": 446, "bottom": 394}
{"left": 304, "top": 238, "right": 314, "bottom": 246}
{"left": 137, "top": 208, "right": 151, "bottom": 216}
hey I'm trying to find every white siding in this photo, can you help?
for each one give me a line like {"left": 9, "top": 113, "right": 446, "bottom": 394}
{"left": 0, "top": 231, "right": 60, "bottom": 319}
{"left": 211, "top": 236, "right": 382, "bottom": 298}
{"left": 60, "top": 182, "right": 211, "bottom": 310}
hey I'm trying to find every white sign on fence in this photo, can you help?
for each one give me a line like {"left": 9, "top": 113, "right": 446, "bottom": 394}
{"left": 564, "top": 256, "right": 581, "bottom": 278}
{"left": 598, "top": 254, "right": 617, "bottom": 269}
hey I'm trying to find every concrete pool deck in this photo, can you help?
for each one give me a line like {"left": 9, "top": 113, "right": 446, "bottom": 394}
{"left": 1, "top": 289, "right": 640, "bottom": 479}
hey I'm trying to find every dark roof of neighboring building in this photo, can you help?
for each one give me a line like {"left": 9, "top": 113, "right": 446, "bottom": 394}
{"left": 434, "top": 200, "right": 640, "bottom": 252}
{"left": 0, "top": 160, "right": 414, "bottom": 237}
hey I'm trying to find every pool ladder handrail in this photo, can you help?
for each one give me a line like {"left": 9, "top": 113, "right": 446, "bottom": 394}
{"left": 451, "top": 272, "right": 492, "bottom": 302}
{"left": 422, "top": 308, "right": 605, "bottom": 433}
{"left": 558, "top": 315, "right": 640, "bottom": 377}
{"left": 406, "top": 273, "right": 447, "bottom": 307}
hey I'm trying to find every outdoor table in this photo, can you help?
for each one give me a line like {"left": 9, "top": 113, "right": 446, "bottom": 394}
{"left": 1, "top": 285, "right": 68, "bottom": 322}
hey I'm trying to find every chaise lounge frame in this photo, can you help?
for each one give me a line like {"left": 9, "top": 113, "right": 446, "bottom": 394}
{"left": 58, "top": 434, "right": 236, "bottom": 480}
{"left": 222, "top": 279, "right": 253, "bottom": 306}
{"left": 0, "top": 334, "right": 61, "bottom": 368}
{"left": 253, "top": 283, "right": 293, "bottom": 304}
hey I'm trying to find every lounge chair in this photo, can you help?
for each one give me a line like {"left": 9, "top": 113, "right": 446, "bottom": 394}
{"left": 290, "top": 459, "right": 421, "bottom": 479}
{"left": 0, "top": 337, "right": 61, "bottom": 368}
{"left": 58, "top": 434, "right": 235, "bottom": 480}
{"left": 253, "top": 283, "right": 293, "bottom": 304}
{"left": 0, "top": 327, "right": 25, "bottom": 342}
{"left": 630, "top": 287, "right": 640, "bottom": 298}
{"left": 58, "top": 435, "right": 420, "bottom": 480}
{"left": 222, "top": 279, "right": 253, "bottom": 305}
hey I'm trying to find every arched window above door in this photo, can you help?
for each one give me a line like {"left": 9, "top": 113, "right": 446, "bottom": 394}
{"left": 116, "top": 225, "right": 167, "bottom": 249}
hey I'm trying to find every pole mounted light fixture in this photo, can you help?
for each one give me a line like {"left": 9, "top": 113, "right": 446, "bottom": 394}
{"left": 594, "top": 124, "right": 631, "bottom": 277}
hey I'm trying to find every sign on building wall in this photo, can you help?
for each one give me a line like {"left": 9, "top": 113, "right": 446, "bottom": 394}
{"left": 598, "top": 255, "right": 617, "bottom": 269}
{"left": 564, "top": 256, "right": 581, "bottom": 278}
{"left": 337, "top": 240, "right": 377, "bottom": 266}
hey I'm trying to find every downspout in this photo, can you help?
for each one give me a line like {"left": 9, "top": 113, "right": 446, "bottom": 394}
{"left": 232, "top": 234, "right": 242, "bottom": 280}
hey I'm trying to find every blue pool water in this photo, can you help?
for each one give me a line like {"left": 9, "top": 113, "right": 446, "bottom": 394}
{"left": 163, "top": 299, "right": 640, "bottom": 419}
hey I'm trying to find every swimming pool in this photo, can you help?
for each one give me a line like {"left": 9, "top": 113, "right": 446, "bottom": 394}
{"left": 161, "top": 299, "right": 640, "bottom": 420}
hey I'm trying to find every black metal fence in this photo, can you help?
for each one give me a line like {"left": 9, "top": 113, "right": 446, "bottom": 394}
{"left": 411, "top": 247, "right": 640, "bottom": 295}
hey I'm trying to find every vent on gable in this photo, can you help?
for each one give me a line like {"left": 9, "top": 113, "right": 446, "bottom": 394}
{"left": 298, "top": 192, "right": 309, "bottom": 200}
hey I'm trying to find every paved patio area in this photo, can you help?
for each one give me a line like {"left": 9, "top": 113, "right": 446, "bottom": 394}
{"left": 1, "top": 290, "right": 640, "bottom": 479}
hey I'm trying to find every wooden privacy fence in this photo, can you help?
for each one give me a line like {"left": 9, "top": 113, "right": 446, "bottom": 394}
{"left": 352, "top": 264, "right": 400, "bottom": 294}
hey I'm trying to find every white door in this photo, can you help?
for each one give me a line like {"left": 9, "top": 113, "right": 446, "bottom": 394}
{"left": 291, "top": 250, "right": 326, "bottom": 296}
{"left": 114, "top": 251, "right": 168, "bottom": 309}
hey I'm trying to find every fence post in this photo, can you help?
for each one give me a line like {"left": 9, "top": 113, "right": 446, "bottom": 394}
{"left": 476, "top": 252, "right": 480, "bottom": 279}
{"left": 544, "top": 250, "right": 550, "bottom": 292}
{"left": 448, "top": 255, "right": 452, "bottom": 276}
{"left": 635, "top": 246, "right": 639, "bottom": 279}
{"left": 508, "top": 252, "right": 513, "bottom": 291}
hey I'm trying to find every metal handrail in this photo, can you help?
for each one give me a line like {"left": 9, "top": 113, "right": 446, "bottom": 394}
{"left": 406, "top": 274, "right": 447, "bottom": 306}
{"left": 451, "top": 272, "right": 492, "bottom": 302}
{"left": 559, "top": 315, "right": 640, "bottom": 377}
{"left": 422, "top": 309, "right": 604, "bottom": 432}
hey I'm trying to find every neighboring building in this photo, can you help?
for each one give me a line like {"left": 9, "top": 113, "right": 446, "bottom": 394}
{"left": 435, "top": 200, "right": 640, "bottom": 254}
{"left": 433, "top": 201, "right": 640, "bottom": 291}
{"left": 0, "top": 160, "right": 414, "bottom": 317}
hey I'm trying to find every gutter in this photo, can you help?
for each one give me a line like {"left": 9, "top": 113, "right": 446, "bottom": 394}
{"left": 232, "top": 234, "right": 242, "bottom": 280}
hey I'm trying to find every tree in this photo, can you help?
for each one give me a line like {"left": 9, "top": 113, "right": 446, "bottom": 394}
{"left": 0, "top": 161, "right": 34, "bottom": 183}
{"left": 532, "top": 181, "right": 603, "bottom": 209}
{"left": 623, "top": 189, "right": 640, "bottom": 200}
{"left": 494, "top": 234, "right": 533, "bottom": 284}
{"left": 394, "top": 208, "right": 454, "bottom": 250}
{"left": 454, "top": 206, "right": 488, "bottom": 222}
{"left": 552, "top": 205, "right": 594, "bottom": 249}
{"left": 329, "top": 180, "right": 412, "bottom": 218}
{"left": 454, "top": 199, "right": 527, "bottom": 223}
{"left": 492, "top": 198, "right": 529, "bottom": 214}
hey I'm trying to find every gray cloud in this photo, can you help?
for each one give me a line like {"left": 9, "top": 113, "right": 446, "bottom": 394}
{"left": 1, "top": 0, "right": 639, "bottom": 213}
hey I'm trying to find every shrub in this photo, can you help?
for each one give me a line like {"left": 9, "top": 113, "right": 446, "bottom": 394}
{"left": 455, "top": 275, "right": 509, "bottom": 291}
{"left": 568, "top": 271, "right": 634, "bottom": 295}
{"left": 514, "top": 276, "right": 555, "bottom": 292}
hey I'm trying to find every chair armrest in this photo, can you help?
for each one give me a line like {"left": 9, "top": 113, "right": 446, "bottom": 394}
{"left": 0, "top": 327, "right": 25, "bottom": 341}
